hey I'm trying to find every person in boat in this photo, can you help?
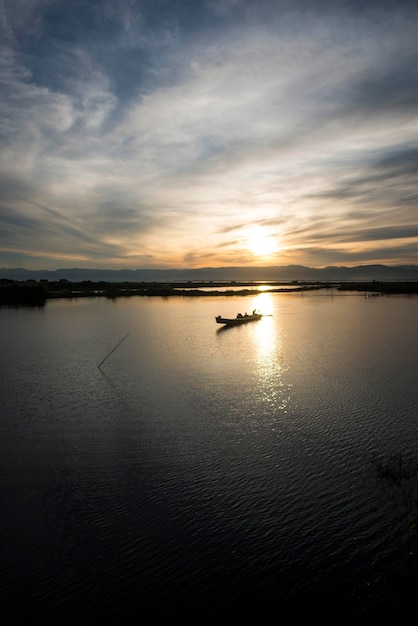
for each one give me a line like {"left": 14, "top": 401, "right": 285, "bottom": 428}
{"left": 237, "top": 313, "right": 242, "bottom": 318}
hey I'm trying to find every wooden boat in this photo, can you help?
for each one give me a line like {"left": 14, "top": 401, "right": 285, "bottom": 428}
{"left": 215, "top": 311, "right": 263, "bottom": 326}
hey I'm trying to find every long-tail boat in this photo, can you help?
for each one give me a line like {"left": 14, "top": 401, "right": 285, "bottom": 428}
{"left": 215, "top": 310, "right": 262, "bottom": 326}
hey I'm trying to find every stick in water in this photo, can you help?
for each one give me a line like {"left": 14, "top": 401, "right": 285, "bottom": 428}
{"left": 98, "top": 333, "right": 129, "bottom": 369}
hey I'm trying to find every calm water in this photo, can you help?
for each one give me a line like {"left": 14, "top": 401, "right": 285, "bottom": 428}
{"left": 1, "top": 292, "right": 418, "bottom": 623}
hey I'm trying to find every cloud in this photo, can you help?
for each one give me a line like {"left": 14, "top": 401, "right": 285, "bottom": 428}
{"left": 1, "top": 0, "right": 418, "bottom": 269}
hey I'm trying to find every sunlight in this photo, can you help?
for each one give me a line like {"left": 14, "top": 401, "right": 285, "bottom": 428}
{"left": 250, "top": 294, "right": 292, "bottom": 416}
{"left": 252, "top": 292, "right": 275, "bottom": 316}
{"left": 251, "top": 294, "right": 278, "bottom": 360}
{"left": 246, "top": 227, "right": 278, "bottom": 257}
{"left": 257, "top": 284, "right": 275, "bottom": 292}
{"left": 254, "top": 314, "right": 276, "bottom": 359}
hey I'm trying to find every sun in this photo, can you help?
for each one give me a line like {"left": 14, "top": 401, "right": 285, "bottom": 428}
{"left": 246, "top": 227, "right": 278, "bottom": 257}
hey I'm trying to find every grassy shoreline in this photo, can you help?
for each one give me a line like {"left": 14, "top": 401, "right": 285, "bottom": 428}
{"left": 1, "top": 279, "right": 418, "bottom": 305}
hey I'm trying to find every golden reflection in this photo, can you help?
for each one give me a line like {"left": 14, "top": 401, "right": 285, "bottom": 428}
{"left": 251, "top": 293, "right": 292, "bottom": 416}
{"left": 254, "top": 319, "right": 276, "bottom": 362}
{"left": 256, "top": 284, "right": 275, "bottom": 292}
{"left": 252, "top": 291, "right": 275, "bottom": 316}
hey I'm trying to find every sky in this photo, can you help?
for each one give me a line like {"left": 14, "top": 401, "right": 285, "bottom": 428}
{"left": 1, "top": 0, "right": 418, "bottom": 270}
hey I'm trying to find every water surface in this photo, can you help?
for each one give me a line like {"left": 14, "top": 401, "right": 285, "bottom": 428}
{"left": 1, "top": 292, "right": 418, "bottom": 622}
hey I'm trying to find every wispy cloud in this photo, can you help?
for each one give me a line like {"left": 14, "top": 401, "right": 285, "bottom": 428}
{"left": 1, "top": 0, "right": 418, "bottom": 269}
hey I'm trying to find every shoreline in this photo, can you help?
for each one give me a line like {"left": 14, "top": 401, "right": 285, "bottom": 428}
{"left": 1, "top": 279, "right": 418, "bottom": 305}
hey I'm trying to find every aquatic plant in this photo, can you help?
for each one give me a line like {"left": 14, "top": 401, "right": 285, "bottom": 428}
{"left": 374, "top": 453, "right": 418, "bottom": 487}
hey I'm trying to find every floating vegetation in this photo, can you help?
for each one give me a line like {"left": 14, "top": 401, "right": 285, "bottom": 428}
{"left": 373, "top": 453, "right": 418, "bottom": 487}
{"left": 364, "top": 454, "right": 418, "bottom": 617}
{"left": 372, "top": 453, "right": 418, "bottom": 544}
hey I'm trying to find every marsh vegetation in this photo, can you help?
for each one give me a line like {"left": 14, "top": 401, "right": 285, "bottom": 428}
{"left": 2, "top": 278, "right": 418, "bottom": 305}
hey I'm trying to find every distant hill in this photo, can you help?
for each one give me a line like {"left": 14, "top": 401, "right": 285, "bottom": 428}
{"left": 1, "top": 264, "right": 418, "bottom": 282}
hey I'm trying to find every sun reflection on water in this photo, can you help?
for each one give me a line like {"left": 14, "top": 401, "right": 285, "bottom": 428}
{"left": 252, "top": 292, "right": 275, "bottom": 317}
{"left": 255, "top": 284, "right": 275, "bottom": 292}
{"left": 251, "top": 293, "right": 292, "bottom": 417}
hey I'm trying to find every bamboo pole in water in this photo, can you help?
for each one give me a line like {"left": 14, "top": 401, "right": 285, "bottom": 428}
{"left": 97, "top": 333, "right": 129, "bottom": 369}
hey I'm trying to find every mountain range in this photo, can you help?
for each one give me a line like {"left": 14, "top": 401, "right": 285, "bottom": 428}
{"left": 1, "top": 264, "right": 418, "bottom": 282}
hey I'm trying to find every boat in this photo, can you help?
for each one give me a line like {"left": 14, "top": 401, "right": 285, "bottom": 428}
{"left": 215, "top": 310, "right": 263, "bottom": 326}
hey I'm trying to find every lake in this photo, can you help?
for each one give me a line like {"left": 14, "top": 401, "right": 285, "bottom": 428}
{"left": 1, "top": 291, "right": 418, "bottom": 623}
